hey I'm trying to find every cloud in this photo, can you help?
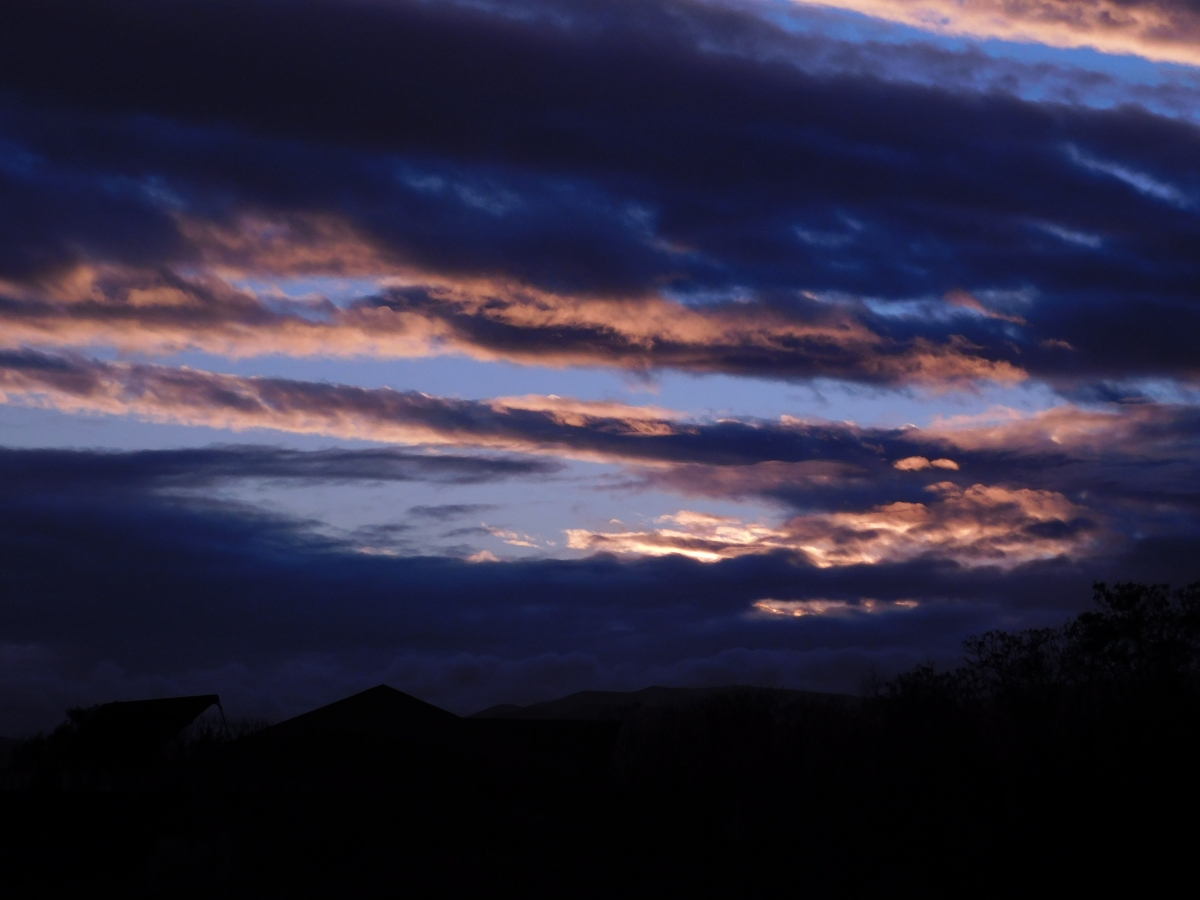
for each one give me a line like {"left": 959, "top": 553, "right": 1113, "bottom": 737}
{"left": 567, "top": 482, "right": 1103, "bottom": 567}
{"left": 0, "top": 350, "right": 713, "bottom": 460}
{"left": 752, "top": 598, "right": 919, "bottom": 617}
{"left": 0, "top": 444, "right": 559, "bottom": 494}
{"left": 893, "top": 456, "right": 959, "bottom": 471}
{"left": 0, "top": 349, "right": 953, "bottom": 464}
{"left": 792, "top": 0, "right": 1200, "bottom": 66}
{"left": 0, "top": 440, "right": 1194, "bottom": 734}
{"left": 0, "top": 0, "right": 1198, "bottom": 387}
{"left": 360, "top": 284, "right": 1029, "bottom": 385}
{"left": 1065, "top": 144, "right": 1191, "bottom": 206}
{"left": 3, "top": 351, "right": 1200, "bottom": 528}
{"left": 0, "top": 266, "right": 1027, "bottom": 386}
{"left": 408, "top": 504, "right": 501, "bottom": 521}
{"left": 943, "top": 290, "right": 1027, "bottom": 325}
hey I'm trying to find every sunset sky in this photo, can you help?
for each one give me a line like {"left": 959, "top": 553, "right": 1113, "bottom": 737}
{"left": 2, "top": 0, "right": 1199, "bottom": 732}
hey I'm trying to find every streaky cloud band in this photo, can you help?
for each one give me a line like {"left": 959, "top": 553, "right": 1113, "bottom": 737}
{"left": 2, "top": 350, "right": 1199, "bottom": 523}
{"left": 793, "top": 0, "right": 1200, "bottom": 67}
{"left": 0, "top": 266, "right": 1026, "bottom": 387}
{"left": 0, "top": 444, "right": 560, "bottom": 492}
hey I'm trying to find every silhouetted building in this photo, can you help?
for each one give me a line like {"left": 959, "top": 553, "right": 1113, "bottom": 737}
{"left": 215, "top": 685, "right": 618, "bottom": 792}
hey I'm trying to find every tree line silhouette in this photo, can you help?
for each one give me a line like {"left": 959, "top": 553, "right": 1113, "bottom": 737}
{"left": 2, "top": 582, "right": 1197, "bottom": 895}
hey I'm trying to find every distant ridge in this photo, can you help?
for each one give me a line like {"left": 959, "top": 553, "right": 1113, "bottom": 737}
{"left": 471, "top": 685, "right": 858, "bottom": 720}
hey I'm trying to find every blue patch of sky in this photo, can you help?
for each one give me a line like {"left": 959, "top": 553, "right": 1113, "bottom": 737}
{"left": 0, "top": 403, "right": 387, "bottom": 452}
{"left": 209, "top": 457, "right": 786, "bottom": 562}
{"left": 228, "top": 276, "right": 384, "bottom": 306}
{"left": 0, "top": 404, "right": 733, "bottom": 561}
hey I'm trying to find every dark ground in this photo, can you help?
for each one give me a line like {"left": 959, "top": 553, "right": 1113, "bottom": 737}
{"left": 2, "top": 583, "right": 1198, "bottom": 896}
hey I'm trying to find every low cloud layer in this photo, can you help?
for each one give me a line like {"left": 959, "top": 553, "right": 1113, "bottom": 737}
{"left": 0, "top": 441, "right": 1194, "bottom": 734}
{"left": 1, "top": 350, "right": 1196, "bottom": 620}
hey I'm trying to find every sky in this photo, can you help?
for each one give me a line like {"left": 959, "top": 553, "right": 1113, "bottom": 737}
{"left": 2, "top": 0, "right": 1199, "bottom": 733}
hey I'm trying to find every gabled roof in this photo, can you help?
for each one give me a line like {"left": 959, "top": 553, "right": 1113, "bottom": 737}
{"left": 251, "top": 685, "right": 460, "bottom": 744}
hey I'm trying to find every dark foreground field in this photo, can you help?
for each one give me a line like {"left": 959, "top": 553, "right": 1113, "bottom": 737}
{"left": 2, "top": 583, "right": 1199, "bottom": 896}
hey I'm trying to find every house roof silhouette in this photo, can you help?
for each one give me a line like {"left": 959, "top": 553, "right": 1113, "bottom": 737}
{"left": 253, "top": 685, "right": 458, "bottom": 743}
{"left": 221, "top": 685, "right": 618, "bottom": 791}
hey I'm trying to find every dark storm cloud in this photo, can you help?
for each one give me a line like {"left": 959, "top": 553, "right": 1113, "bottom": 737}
{"left": 0, "top": 0, "right": 1198, "bottom": 385}
{"left": 1, "top": 440, "right": 1197, "bottom": 734}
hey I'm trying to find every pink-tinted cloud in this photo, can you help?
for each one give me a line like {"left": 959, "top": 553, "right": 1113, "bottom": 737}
{"left": 0, "top": 350, "right": 1193, "bottom": 484}
{"left": 0, "top": 349, "right": 1020, "bottom": 477}
{"left": 926, "top": 402, "right": 1193, "bottom": 457}
{"left": 626, "top": 460, "right": 870, "bottom": 500}
{"left": 2, "top": 349, "right": 1196, "bottom": 553}
{"left": 0, "top": 352, "right": 696, "bottom": 460}
{"left": 0, "top": 263, "right": 1025, "bottom": 387}
{"left": 752, "top": 598, "right": 919, "bottom": 617}
{"left": 894, "top": 456, "right": 960, "bottom": 471}
{"left": 796, "top": 0, "right": 1200, "bottom": 66}
{"left": 944, "top": 290, "right": 1026, "bottom": 326}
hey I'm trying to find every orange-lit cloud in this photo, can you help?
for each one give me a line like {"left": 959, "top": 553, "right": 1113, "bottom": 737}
{"left": 0, "top": 353, "right": 700, "bottom": 463}
{"left": 630, "top": 459, "right": 869, "bottom": 501}
{"left": 752, "top": 598, "right": 919, "bottom": 617}
{"left": 568, "top": 482, "right": 1101, "bottom": 567}
{"left": 568, "top": 511, "right": 796, "bottom": 562}
{"left": 0, "top": 349, "right": 1189, "bottom": 483}
{"left": 927, "top": 402, "right": 1180, "bottom": 456}
{"left": 894, "top": 456, "right": 959, "bottom": 471}
{"left": 0, "top": 350, "right": 1188, "bottom": 576}
{"left": 0, "top": 262, "right": 1025, "bottom": 387}
{"left": 177, "top": 213, "right": 397, "bottom": 278}
{"left": 0, "top": 265, "right": 439, "bottom": 360}
{"left": 944, "top": 290, "right": 1026, "bottom": 326}
{"left": 795, "top": 0, "right": 1200, "bottom": 66}
{"left": 482, "top": 525, "right": 544, "bottom": 549}
{"left": 486, "top": 395, "right": 683, "bottom": 433}
{"left": 2, "top": 345, "right": 1195, "bottom": 546}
